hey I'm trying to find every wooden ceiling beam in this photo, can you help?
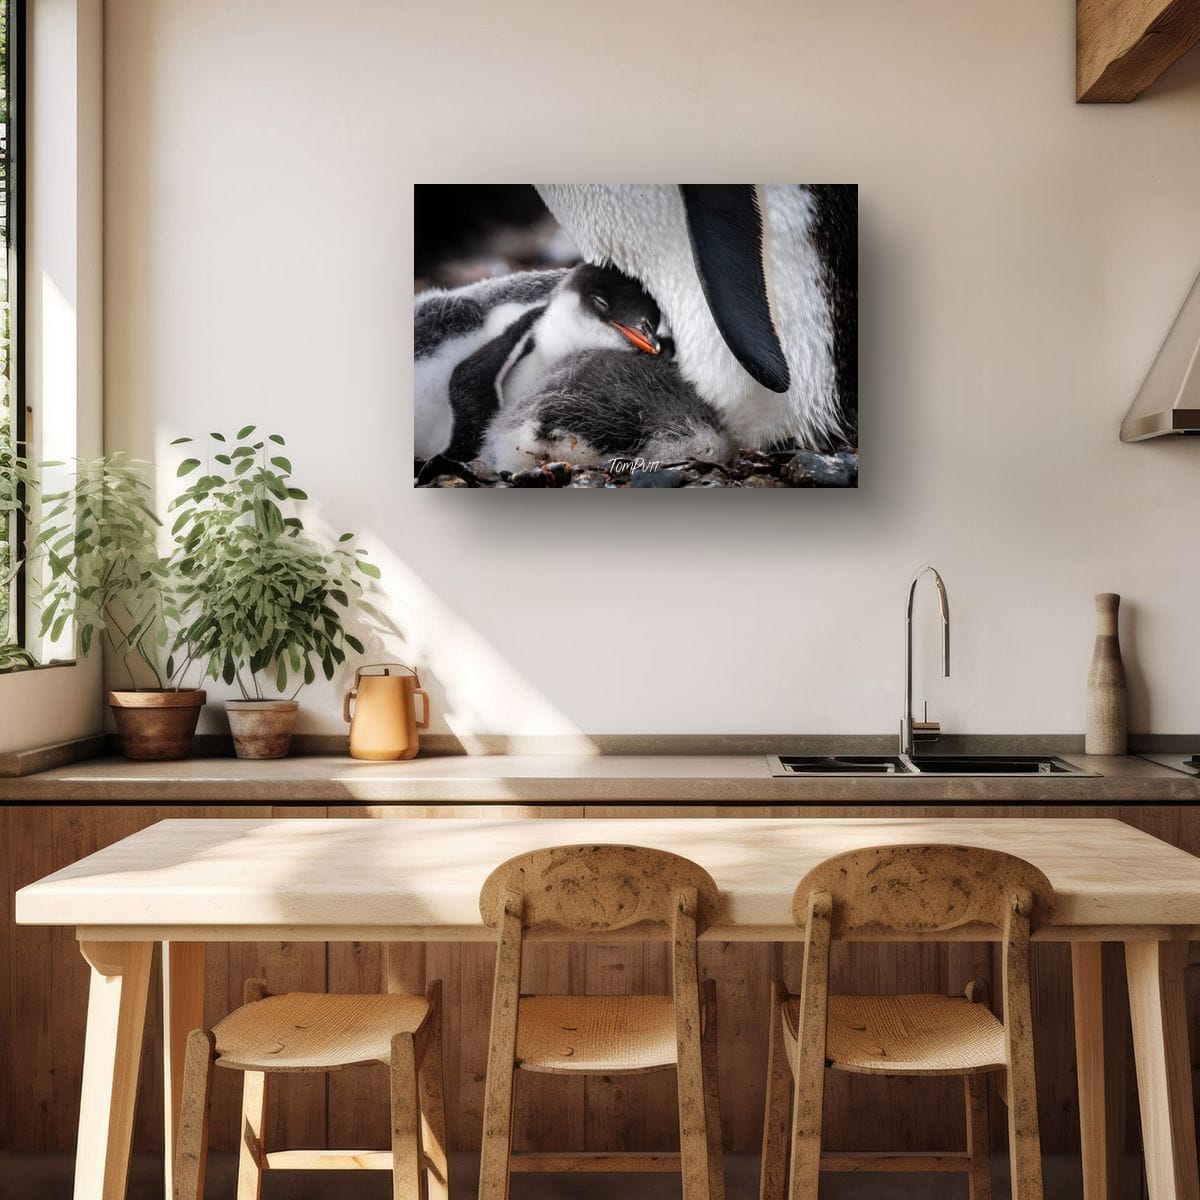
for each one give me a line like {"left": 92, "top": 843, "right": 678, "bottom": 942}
{"left": 1078, "top": 0, "right": 1200, "bottom": 101}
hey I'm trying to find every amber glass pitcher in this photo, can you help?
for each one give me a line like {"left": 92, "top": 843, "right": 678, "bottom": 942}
{"left": 343, "top": 664, "right": 430, "bottom": 761}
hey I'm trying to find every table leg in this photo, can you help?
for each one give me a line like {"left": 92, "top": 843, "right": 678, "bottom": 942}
{"left": 1072, "top": 942, "right": 1128, "bottom": 1200}
{"left": 162, "top": 942, "right": 207, "bottom": 1198}
{"left": 74, "top": 941, "right": 153, "bottom": 1200}
{"left": 1125, "top": 938, "right": 1199, "bottom": 1200}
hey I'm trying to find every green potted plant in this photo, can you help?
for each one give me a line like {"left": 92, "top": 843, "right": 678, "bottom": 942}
{"left": 36, "top": 454, "right": 207, "bottom": 758}
{"left": 168, "top": 427, "right": 379, "bottom": 759}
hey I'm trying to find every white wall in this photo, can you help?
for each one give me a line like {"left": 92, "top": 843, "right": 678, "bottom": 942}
{"left": 0, "top": 0, "right": 104, "bottom": 754}
{"left": 102, "top": 0, "right": 1200, "bottom": 741}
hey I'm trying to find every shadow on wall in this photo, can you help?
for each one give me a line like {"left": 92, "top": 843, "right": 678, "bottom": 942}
{"left": 1139, "top": 38, "right": 1200, "bottom": 100}
{"left": 409, "top": 199, "right": 911, "bottom": 534}
{"left": 1120, "top": 598, "right": 1153, "bottom": 735}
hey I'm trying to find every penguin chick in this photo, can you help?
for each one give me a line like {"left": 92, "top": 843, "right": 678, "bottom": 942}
{"left": 414, "top": 268, "right": 567, "bottom": 461}
{"left": 441, "top": 263, "right": 665, "bottom": 462}
{"left": 499, "top": 263, "right": 664, "bottom": 407}
{"left": 480, "top": 350, "right": 730, "bottom": 475}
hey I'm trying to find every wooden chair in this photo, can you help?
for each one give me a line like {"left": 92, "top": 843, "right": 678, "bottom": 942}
{"left": 759, "top": 843, "right": 1053, "bottom": 1200}
{"left": 477, "top": 843, "right": 725, "bottom": 1200}
{"left": 173, "top": 973, "right": 447, "bottom": 1200}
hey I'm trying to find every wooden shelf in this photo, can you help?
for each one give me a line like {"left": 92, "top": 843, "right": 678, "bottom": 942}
{"left": 1078, "top": 0, "right": 1200, "bottom": 102}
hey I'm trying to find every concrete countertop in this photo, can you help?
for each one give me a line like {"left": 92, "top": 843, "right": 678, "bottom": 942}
{"left": 1, "top": 751, "right": 1198, "bottom": 804}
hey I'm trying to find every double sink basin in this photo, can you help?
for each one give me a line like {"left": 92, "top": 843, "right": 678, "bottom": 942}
{"left": 768, "top": 754, "right": 1093, "bottom": 778}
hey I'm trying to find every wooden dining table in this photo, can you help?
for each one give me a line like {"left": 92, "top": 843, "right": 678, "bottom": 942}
{"left": 14, "top": 815, "right": 1200, "bottom": 1200}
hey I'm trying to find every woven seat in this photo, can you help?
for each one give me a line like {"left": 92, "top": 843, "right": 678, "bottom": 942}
{"left": 516, "top": 994, "right": 677, "bottom": 1074}
{"left": 213, "top": 991, "right": 432, "bottom": 1071}
{"left": 783, "top": 993, "right": 1007, "bottom": 1077}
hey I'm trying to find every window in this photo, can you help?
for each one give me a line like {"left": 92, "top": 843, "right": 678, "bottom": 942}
{"left": 0, "top": 0, "right": 22, "bottom": 660}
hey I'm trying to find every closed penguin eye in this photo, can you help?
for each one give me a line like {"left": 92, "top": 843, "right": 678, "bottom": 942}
{"left": 588, "top": 294, "right": 610, "bottom": 315}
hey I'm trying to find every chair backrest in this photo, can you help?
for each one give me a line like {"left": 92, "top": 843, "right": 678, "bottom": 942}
{"left": 782, "top": 843, "right": 1050, "bottom": 1196}
{"left": 479, "top": 843, "right": 722, "bottom": 937}
{"left": 791, "top": 843, "right": 1054, "bottom": 939}
{"left": 476, "top": 845, "right": 723, "bottom": 1197}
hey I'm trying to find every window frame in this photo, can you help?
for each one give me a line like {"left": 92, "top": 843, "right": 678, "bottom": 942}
{"left": 8, "top": 0, "right": 27, "bottom": 651}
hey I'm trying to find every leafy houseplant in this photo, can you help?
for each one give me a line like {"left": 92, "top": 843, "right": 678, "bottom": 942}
{"left": 36, "top": 454, "right": 207, "bottom": 759}
{"left": 168, "top": 426, "right": 379, "bottom": 759}
{"left": 0, "top": 640, "right": 36, "bottom": 670}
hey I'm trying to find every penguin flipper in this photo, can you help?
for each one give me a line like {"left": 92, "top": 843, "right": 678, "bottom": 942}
{"left": 679, "top": 184, "right": 791, "bottom": 394}
{"left": 444, "top": 305, "right": 545, "bottom": 462}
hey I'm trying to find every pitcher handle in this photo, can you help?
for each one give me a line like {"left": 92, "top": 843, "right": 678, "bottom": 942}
{"left": 342, "top": 686, "right": 357, "bottom": 725}
{"left": 414, "top": 688, "right": 430, "bottom": 730}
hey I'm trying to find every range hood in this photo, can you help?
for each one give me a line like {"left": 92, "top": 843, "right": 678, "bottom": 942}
{"left": 1121, "top": 268, "right": 1200, "bottom": 441}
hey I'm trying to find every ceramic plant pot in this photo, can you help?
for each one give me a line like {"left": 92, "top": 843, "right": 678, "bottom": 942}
{"left": 108, "top": 689, "right": 207, "bottom": 760}
{"left": 226, "top": 699, "right": 300, "bottom": 760}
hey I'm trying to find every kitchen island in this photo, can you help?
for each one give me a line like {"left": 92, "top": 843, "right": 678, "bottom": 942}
{"left": 15, "top": 815, "right": 1200, "bottom": 1200}
{"left": 3, "top": 749, "right": 1199, "bottom": 1199}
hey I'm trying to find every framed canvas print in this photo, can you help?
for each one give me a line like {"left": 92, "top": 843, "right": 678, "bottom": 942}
{"left": 414, "top": 184, "right": 857, "bottom": 488}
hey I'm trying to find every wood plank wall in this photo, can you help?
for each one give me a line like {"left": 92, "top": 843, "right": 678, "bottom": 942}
{"left": 1, "top": 802, "right": 1196, "bottom": 1160}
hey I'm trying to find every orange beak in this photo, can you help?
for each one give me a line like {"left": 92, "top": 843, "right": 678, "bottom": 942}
{"left": 612, "top": 321, "right": 661, "bottom": 355}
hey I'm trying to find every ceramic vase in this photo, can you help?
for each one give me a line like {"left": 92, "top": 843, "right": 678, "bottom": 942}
{"left": 1085, "top": 593, "right": 1128, "bottom": 755}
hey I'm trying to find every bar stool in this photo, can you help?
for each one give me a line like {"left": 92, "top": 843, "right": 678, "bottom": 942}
{"left": 173, "top": 975, "right": 447, "bottom": 1200}
{"left": 759, "top": 843, "right": 1052, "bottom": 1200}
{"left": 477, "top": 843, "right": 725, "bottom": 1200}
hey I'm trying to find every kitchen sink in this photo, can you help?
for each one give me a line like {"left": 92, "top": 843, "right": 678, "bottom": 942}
{"left": 768, "top": 755, "right": 913, "bottom": 776}
{"left": 906, "top": 755, "right": 1088, "bottom": 776}
{"left": 768, "top": 754, "right": 1094, "bottom": 778}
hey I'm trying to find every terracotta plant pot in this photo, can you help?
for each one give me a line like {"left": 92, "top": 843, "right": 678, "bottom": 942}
{"left": 108, "top": 689, "right": 206, "bottom": 760}
{"left": 226, "top": 699, "right": 300, "bottom": 760}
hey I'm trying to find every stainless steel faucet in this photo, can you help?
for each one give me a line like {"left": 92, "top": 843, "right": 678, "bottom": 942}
{"left": 901, "top": 565, "right": 950, "bottom": 756}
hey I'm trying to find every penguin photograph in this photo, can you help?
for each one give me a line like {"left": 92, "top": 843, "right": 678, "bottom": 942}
{"left": 413, "top": 184, "right": 858, "bottom": 489}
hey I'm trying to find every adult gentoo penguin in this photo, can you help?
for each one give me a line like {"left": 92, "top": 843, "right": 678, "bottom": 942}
{"left": 535, "top": 184, "right": 857, "bottom": 450}
{"left": 426, "top": 263, "right": 664, "bottom": 463}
